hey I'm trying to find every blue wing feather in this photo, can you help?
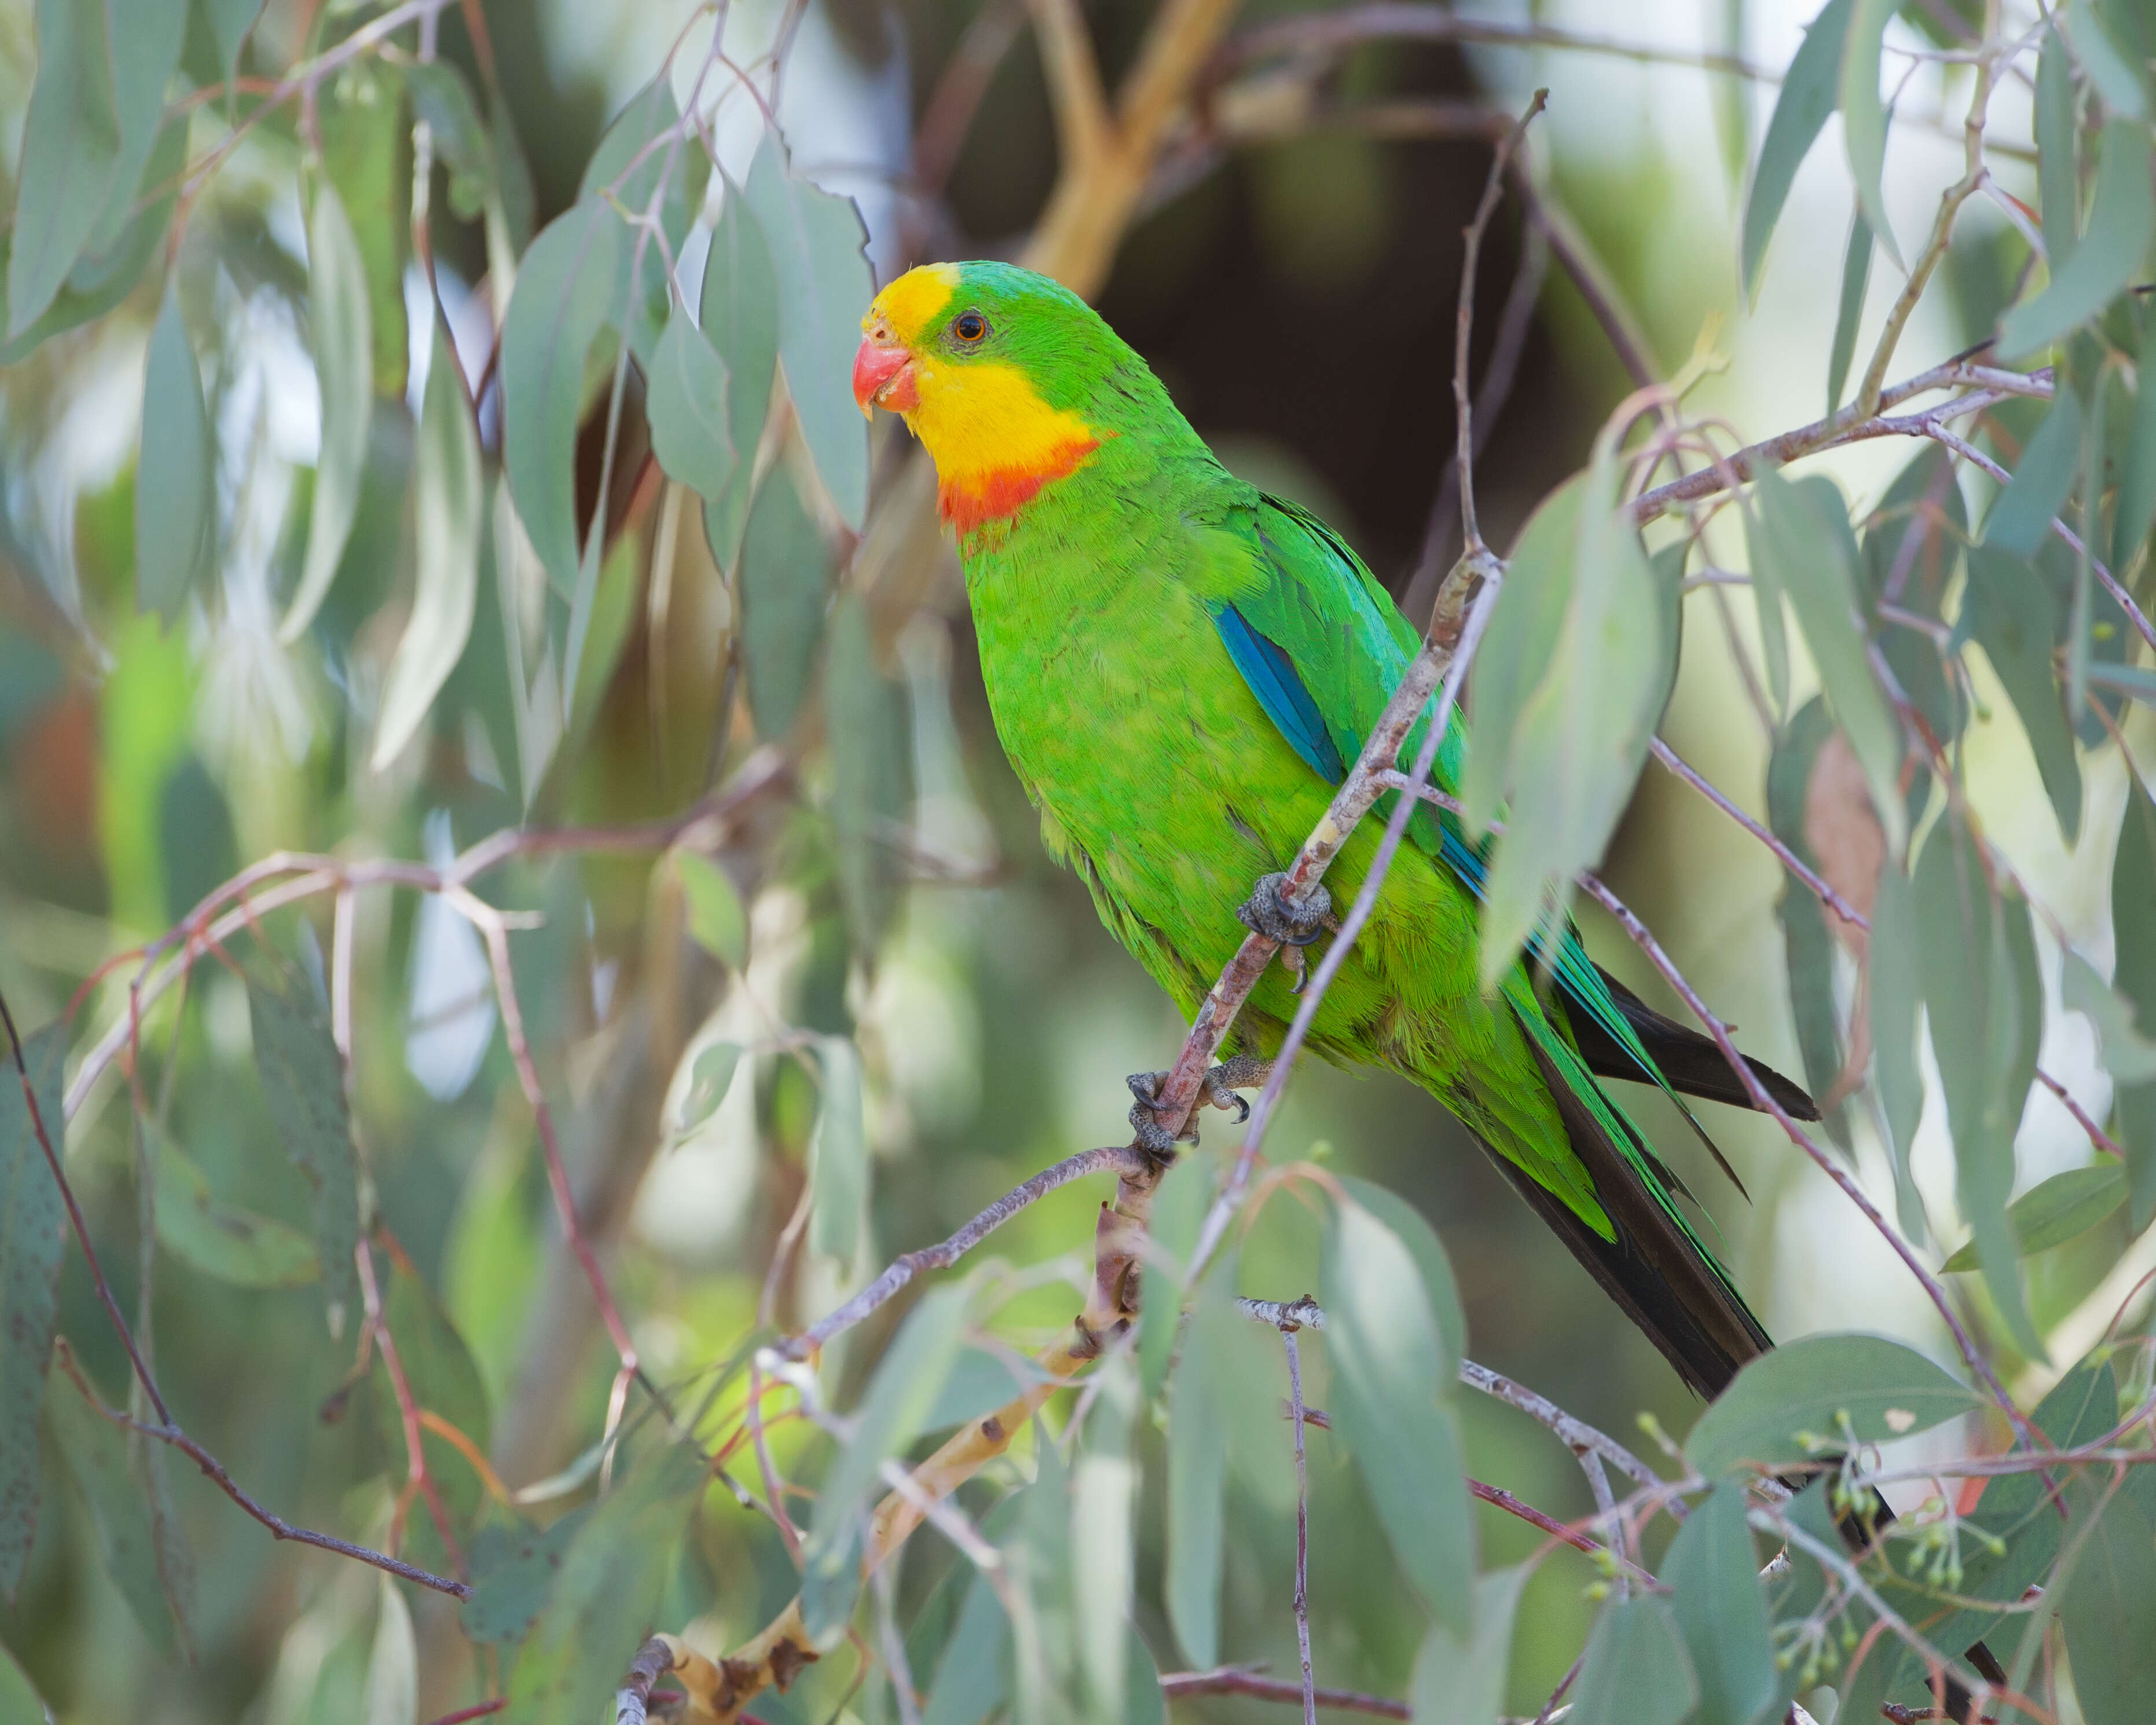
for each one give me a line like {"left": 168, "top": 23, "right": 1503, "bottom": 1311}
{"left": 1210, "top": 602, "right": 1348, "bottom": 782}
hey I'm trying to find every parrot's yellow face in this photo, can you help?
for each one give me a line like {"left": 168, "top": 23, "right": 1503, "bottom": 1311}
{"left": 853, "top": 263, "right": 1101, "bottom": 534}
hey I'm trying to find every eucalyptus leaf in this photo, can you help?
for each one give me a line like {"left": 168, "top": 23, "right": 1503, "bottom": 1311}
{"left": 0, "top": 1019, "right": 67, "bottom": 1601}
{"left": 699, "top": 181, "right": 780, "bottom": 571}
{"left": 648, "top": 305, "right": 735, "bottom": 502}
{"left": 373, "top": 323, "right": 483, "bottom": 769}
{"left": 2063, "top": 947, "right": 2156, "bottom": 1083}
{"left": 1685, "top": 1332, "right": 1982, "bottom": 1474}
{"left": 1768, "top": 700, "right": 1850, "bottom": 1144}
{"left": 283, "top": 180, "right": 374, "bottom": 643}
{"left": 2037, "top": 25, "right": 2080, "bottom": 269}
{"left": 1963, "top": 544, "right": 2083, "bottom": 842}
{"left": 1138, "top": 1151, "right": 1216, "bottom": 1408}
{"left": 2062, "top": 0, "right": 2148, "bottom": 120}
{"left": 1565, "top": 1597, "right": 1697, "bottom": 1725}
{"left": 2110, "top": 771, "right": 2156, "bottom": 1225}
{"left": 1940, "top": 1162, "right": 2127, "bottom": 1270}
{"left": 460, "top": 1510, "right": 587, "bottom": 1644}
{"left": 1165, "top": 1272, "right": 1238, "bottom": 1668}
{"left": 738, "top": 465, "right": 831, "bottom": 739}
{"left": 742, "top": 140, "right": 873, "bottom": 529}
{"left": 2056, "top": 1446, "right": 2156, "bottom": 1725}
{"left": 1838, "top": 0, "right": 1904, "bottom": 268}
{"left": 1869, "top": 859, "right": 1930, "bottom": 1239}
{"left": 318, "top": 63, "right": 409, "bottom": 399}
{"left": 363, "top": 1574, "right": 416, "bottom": 1725}
{"left": 1407, "top": 1564, "right": 1529, "bottom": 1725}
{"left": 402, "top": 61, "right": 492, "bottom": 221}
{"left": 1827, "top": 208, "right": 1873, "bottom": 412}
{"left": 672, "top": 849, "right": 746, "bottom": 966}
{"left": 2113, "top": 321, "right": 2156, "bottom": 572}
{"left": 135, "top": 290, "right": 217, "bottom": 625}
{"left": 2000, "top": 120, "right": 2154, "bottom": 358}
{"left": 248, "top": 977, "right": 361, "bottom": 1331}
{"left": 1742, "top": 0, "right": 1857, "bottom": 294}
{"left": 1663, "top": 1481, "right": 1776, "bottom": 1725}
{"left": 810, "top": 1035, "right": 867, "bottom": 1279}
{"left": 1983, "top": 387, "right": 2082, "bottom": 556}
{"left": 155, "top": 1136, "right": 321, "bottom": 1287}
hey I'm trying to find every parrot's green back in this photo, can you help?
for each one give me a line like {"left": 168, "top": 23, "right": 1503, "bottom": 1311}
{"left": 876, "top": 261, "right": 1816, "bottom": 1398}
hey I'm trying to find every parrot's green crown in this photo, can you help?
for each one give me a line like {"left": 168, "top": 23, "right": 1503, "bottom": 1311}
{"left": 855, "top": 261, "right": 1174, "bottom": 534}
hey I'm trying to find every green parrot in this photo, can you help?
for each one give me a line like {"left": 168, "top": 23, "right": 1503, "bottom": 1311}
{"left": 849, "top": 259, "right": 1819, "bottom": 1402}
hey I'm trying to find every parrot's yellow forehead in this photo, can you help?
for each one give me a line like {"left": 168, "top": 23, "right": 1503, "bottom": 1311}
{"left": 868, "top": 263, "right": 962, "bottom": 343}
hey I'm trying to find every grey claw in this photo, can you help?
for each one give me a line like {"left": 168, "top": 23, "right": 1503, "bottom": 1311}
{"left": 1236, "top": 871, "right": 1331, "bottom": 947}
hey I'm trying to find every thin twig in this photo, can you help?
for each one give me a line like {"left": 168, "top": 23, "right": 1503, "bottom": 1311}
{"left": 1159, "top": 1669, "right": 1409, "bottom": 1719}
{"left": 1282, "top": 1328, "right": 1317, "bottom": 1725}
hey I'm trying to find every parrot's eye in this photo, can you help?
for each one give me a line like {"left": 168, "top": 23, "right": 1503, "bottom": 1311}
{"left": 952, "top": 310, "right": 989, "bottom": 345}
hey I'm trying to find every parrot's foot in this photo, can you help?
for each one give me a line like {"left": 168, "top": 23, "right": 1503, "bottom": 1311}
{"left": 1236, "top": 873, "right": 1332, "bottom": 947}
{"left": 1125, "top": 1056, "right": 1274, "bottom": 1160}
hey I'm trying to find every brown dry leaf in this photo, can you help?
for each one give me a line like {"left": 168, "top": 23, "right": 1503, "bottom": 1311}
{"left": 1803, "top": 729, "right": 1884, "bottom": 958}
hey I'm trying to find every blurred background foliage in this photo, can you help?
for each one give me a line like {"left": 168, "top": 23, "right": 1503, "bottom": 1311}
{"left": 1, "top": 0, "right": 2153, "bottom": 1722}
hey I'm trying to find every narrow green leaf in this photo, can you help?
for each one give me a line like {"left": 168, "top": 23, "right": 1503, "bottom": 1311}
{"left": 2001, "top": 120, "right": 2154, "bottom": 358}
{"left": 738, "top": 465, "right": 831, "bottom": 739}
{"left": 674, "top": 1042, "right": 743, "bottom": 1138}
{"left": 489, "top": 96, "right": 536, "bottom": 258}
{"left": 0, "top": 1020, "right": 69, "bottom": 1601}
{"left": 0, "top": 1642, "right": 52, "bottom": 1723}
{"left": 1165, "top": 1273, "right": 1238, "bottom": 1668}
{"left": 247, "top": 977, "right": 361, "bottom": 1331}
{"left": 809, "top": 1035, "right": 867, "bottom": 1279}
{"left": 155, "top": 1135, "right": 320, "bottom": 1287}
{"left": 2111, "top": 771, "right": 2156, "bottom": 1225}
{"left": 318, "top": 63, "right": 409, "bottom": 399}
{"left": 648, "top": 304, "right": 735, "bottom": 501}
{"left": 1322, "top": 1196, "right": 1474, "bottom": 1628}
{"left": 2088, "top": 659, "right": 2156, "bottom": 705}
{"left": 923, "top": 1538, "right": 1011, "bottom": 1725}
{"left": 2037, "top": 25, "right": 2081, "bottom": 270}
{"left": 2063, "top": 947, "right": 2156, "bottom": 1083}
{"left": 377, "top": 1261, "right": 491, "bottom": 1528}
{"left": 2056, "top": 1451, "right": 2156, "bottom": 1725}
{"left": 6, "top": 0, "right": 183, "bottom": 340}
{"left": 699, "top": 181, "right": 780, "bottom": 571}
{"left": 42, "top": 1359, "right": 193, "bottom": 1657}
{"left": 672, "top": 850, "right": 746, "bottom": 966}
{"left": 579, "top": 80, "right": 708, "bottom": 363}
{"left": 1663, "top": 1482, "right": 1776, "bottom": 1725}
{"left": 135, "top": 289, "right": 217, "bottom": 624}
{"left": 1827, "top": 208, "right": 1874, "bottom": 412}
{"left": 364, "top": 1573, "right": 417, "bottom": 1725}
{"left": 1984, "top": 388, "right": 2084, "bottom": 556}
{"left": 282, "top": 180, "right": 375, "bottom": 642}
{"left": 802, "top": 1283, "right": 970, "bottom": 1646}
{"left": 1462, "top": 476, "right": 1581, "bottom": 830}
{"left": 500, "top": 197, "right": 625, "bottom": 596}
{"left": 1685, "top": 1332, "right": 1982, "bottom": 1473}
{"left": 2116, "top": 319, "right": 2156, "bottom": 579}
{"left": 1743, "top": 0, "right": 1857, "bottom": 294}
{"left": 203, "top": 0, "right": 265, "bottom": 84}
{"left": 1869, "top": 860, "right": 1929, "bottom": 1239}
{"left": 1915, "top": 816, "right": 2045, "bottom": 1356}
{"left": 1712, "top": 0, "right": 1750, "bottom": 196}
{"left": 402, "top": 61, "right": 492, "bottom": 221}
{"left": 1941, "top": 1162, "right": 2126, "bottom": 1270}
{"left": 1336, "top": 1174, "right": 1466, "bottom": 1371}
{"left": 374, "top": 324, "right": 483, "bottom": 768}
{"left": 1565, "top": 1597, "right": 1697, "bottom": 1725}
{"left": 2063, "top": 0, "right": 2148, "bottom": 120}
{"left": 1839, "top": 0, "right": 1904, "bottom": 268}
{"left": 1767, "top": 700, "right": 1851, "bottom": 1143}
{"left": 1072, "top": 1354, "right": 1139, "bottom": 1723}
{"left": 1963, "top": 544, "right": 2083, "bottom": 841}
{"left": 826, "top": 591, "right": 904, "bottom": 953}
{"left": 460, "top": 1509, "right": 588, "bottom": 1643}
{"left": 1750, "top": 466, "right": 1906, "bottom": 855}
{"left": 1138, "top": 1152, "right": 1216, "bottom": 1408}
{"left": 742, "top": 139, "right": 873, "bottom": 530}
{"left": 501, "top": 1444, "right": 704, "bottom": 1725}
{"left": 1407, "top": 1564, "right": 1529, "bottom": 1725}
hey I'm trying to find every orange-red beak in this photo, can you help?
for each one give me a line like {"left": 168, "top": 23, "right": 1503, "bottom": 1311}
{"left": 852, "top": 336, "right": 918, "bottom": 417}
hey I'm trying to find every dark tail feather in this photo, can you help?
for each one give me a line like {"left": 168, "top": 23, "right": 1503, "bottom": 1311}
{"left": 1502, "top": 1037, "right": 1772, "bottom": 1400}
{"left": 1573, "top": 967, "right": 1821, "bottom": 1123}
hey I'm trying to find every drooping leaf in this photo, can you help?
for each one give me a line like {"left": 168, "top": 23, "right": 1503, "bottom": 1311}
{"left": 1475, "top": 438, "right": 1674, "bottom": 984}
{"left": 283, "top": 180, "right": 375, "bottom": 642}
{"left": 1750, "top": 466, "right": 1907, "bottom": 855}
{"left": 2111, "top": 771, "right": 2156, "bottom": 1225}
{"left": 1662, "top": 1481, "right": 1776, "bottom": 1725}
{"left": 2061, "top": 0, "right": 2148, "bottom": 120}
{"left": 203, "top": 0, "right": 265, "bottom": 85}
{"left": 377, "top": 1261, "right": 492, "bottom": 1529}
{"left": 1769, "top": 698, "right": 1853, "bottom": 1143}
{"left": 1963, "top": 543, "right": 2083, "bottom": 841}
{"left": 155, "top": 1134, "right": 321, "bottom": 1287}
{"left": 42, "top": 1357, "right": 193, "bottom": 1657}
{"left": 247, "top": 977, "right": 361, "bottom": 1331}
{"left": 738, "top": 465, "right": 831, "bottom": 740}
{"left": 1983, "top": 387, "right": 2083, "bottom": 556}
{"left": 1322, "top": 1195, "right": 1473, "bottom": 1628}
{"left": 318, "top": 61, "right": 409, "bottom": 399}
{"left": 2037, "top": 24, "right": 2081, "bottom": 270}
{"left": 373, "top": 323, "right": 484, "bottom": 769}
{"left": 1940, "top": 1162, "right": 2127, "bottom": 1270}
{"left": 922, "top": 1529, "right": 1012, "bottom": 1725}
{"left": 1165, "top": 1269, "right": 1238, "bottom": 1669}
{"left": 2062, "top": 947, "right": 2156, "bottom": 1083}
{"left": 1742, "top": 0, "right": 1857, "bottom": 294}
{"left": 673, "top": 1041, "right": 743, "bottom": 1138}
{"left": 135, "top": 289, "right": 217, "bottom": 625}
{"left": 460, "top": 1508, "right": 588, "bottom": 1644}
{"left": 1564, "top": 1597, "right": 1698, "bottom": 1725}
{"left": 579, "top": 80, "right": 708, "bottom": 364}
{"left": 672, "top": 850, "right": 746, "bottom": 967}
{"left": 0, "top": 1020, "right": 69, "bottom": 1601}
{"left": 2001, "top": 120, "right": 2154, "bottom": 358}
{"left": 402, "top": 61, "right": 493, "bottom": 222}
{"left": 1860, "top": 443, "right": 1966, "bottom": 765}
{"left": 2113, "top": 321, "right": 2156, "bottom": 572}
{"left": 364, "top": 1573, "right": 417, "bottom": 1725}
{"left": 0, "top": 1642, "right": 52, "bottom": 1723}
{"left": 743, "top": 139, "right": 874, "bottom": 530}
{"left": 500, "top": 1444, "right": 705, "bottom": 1725}
{"left": 1685, "top": 1332, "right": 1983, "bottom": 1474}
{"left": 1869, "top": 858, "right": 1930, "bottom": 1240}
{"left": 1914, "top": 815, "right": 2045, "bottom": 1355}
{"left": 6, "top": 0, "right": 184, "bottom": 341}
{"left": 647, "top": 304, "right": 735, "bottom": 502}
{"left": 699, "top": 181, "right": 781, "bottom": 571}
{"left": 809, "top": 1035, "right": 867, "bottom": 1281}
{"left": 802, "top": 1283, "right": 970, "bottom": 1646}
{"left": 1336, "top": 1173, "right": 1467, "bottom": 1369}
{"left": 1407, "top": 1563, "right": 1529, "bottom": 1725}
{"left": 1827, "top": 208, "right": 1874, "bottom": 412}
{"left": 1138, "top": 1151, "right": 1216, "bottom": 1408}
{"left": 1072, "top": 1353, "right": 1139, "bottom": 1724}
{"left": 1838, "top": 0, "right": 1904, "bottom": 268}
{"left": 500, "top": 197, "right": 626, "bottom": 596}
{"left": 2055, "top": 1444, "right": 2156, "bottom": 1725}
{"left": 826, "top": 591, "right": 907, "bottom": 953}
